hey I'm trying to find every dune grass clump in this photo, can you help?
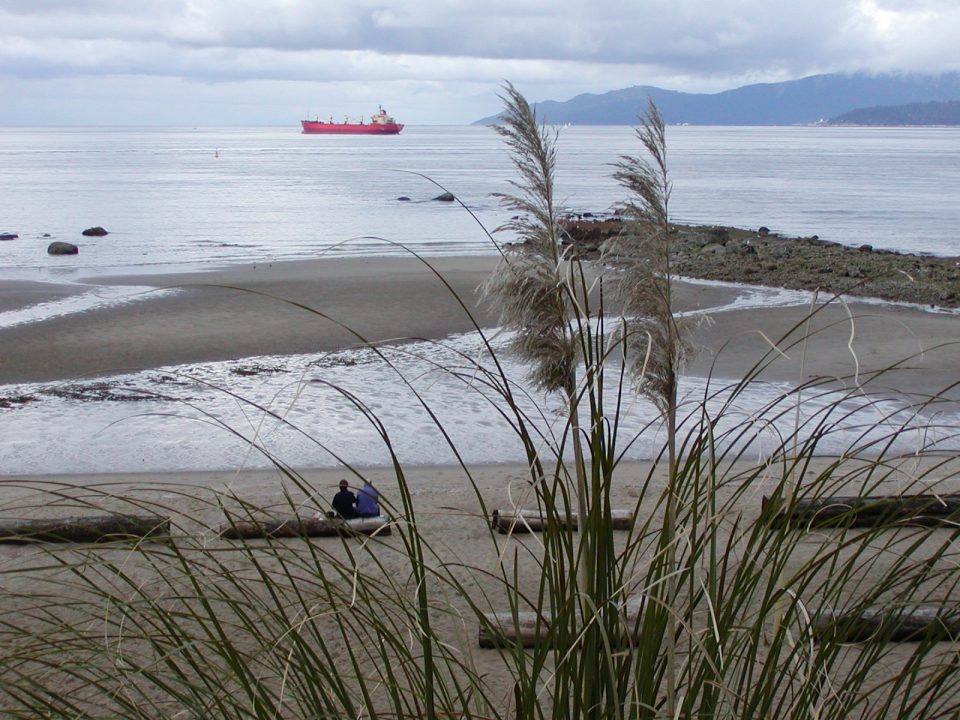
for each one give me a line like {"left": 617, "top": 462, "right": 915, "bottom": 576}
{"left": 1, "top": 87, "right": 960, "bottom": 719}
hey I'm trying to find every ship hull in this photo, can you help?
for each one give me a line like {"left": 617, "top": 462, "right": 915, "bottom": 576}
{"left": 301, "top": 120, "right": 404, "bottom": 135}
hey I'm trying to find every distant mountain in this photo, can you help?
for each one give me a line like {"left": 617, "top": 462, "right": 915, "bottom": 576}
{"left": 829, "top": 100, "right": 960, "bottom": 126}
{"left": 473, "top": 73, "right": 960, "bottom": 126}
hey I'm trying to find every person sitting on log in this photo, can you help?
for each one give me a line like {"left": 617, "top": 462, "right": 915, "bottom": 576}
{"left": 331, "top": 479, "right": 358, "bottom": 519}
{"left": 355, "top": 480, "right": 380, "bottom": 518}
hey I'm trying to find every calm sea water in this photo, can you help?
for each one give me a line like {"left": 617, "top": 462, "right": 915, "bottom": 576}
{"left": 1, "top": 124, "right": 958, "bottom": 282}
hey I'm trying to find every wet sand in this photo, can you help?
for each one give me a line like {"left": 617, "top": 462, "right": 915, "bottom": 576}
{"left": 0, "top": 256, "right": 502, "bottom": 384}
{"left": 1, "top": 256, "right": 956, "bottom": 403}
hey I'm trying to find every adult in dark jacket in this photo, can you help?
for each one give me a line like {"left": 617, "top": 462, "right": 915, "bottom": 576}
{"left": 331, "top": 479, "right": 358, "bottom": 519}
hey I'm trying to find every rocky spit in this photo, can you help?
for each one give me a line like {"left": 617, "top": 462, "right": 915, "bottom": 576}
{"left": 560, "top": 219, "right": 960, "bottom": 309}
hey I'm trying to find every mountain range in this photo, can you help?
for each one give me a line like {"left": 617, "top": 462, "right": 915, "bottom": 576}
{"left": 473, "top": 73, "right": 960, "bottom": 126}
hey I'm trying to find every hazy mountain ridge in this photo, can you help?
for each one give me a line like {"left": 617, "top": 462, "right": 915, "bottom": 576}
{"left": 829, "top": 100, "right": 960, "bottom": 126}
{"left": 474, "top": 73, "right": 960, "bottom": 126}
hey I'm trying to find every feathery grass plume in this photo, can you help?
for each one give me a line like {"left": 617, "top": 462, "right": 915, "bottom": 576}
{"left": 481, "top": 82, "right": 575, "bottom": 394}
{"left": 480, "top": 82, "right": 592, "bottom": 543}
{"left": 606, "top": 98, "right": 698, "bottom": 415}
{"left": 604, "top": 97, "right": 698, "bottom": 717}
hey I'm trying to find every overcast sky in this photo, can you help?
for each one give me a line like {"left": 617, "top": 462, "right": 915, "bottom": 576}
{"left": 3, "top": 0, "right": 958, "bottom": 126}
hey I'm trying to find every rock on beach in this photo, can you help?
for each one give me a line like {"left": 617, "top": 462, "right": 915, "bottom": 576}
{"left": 48, "top": 241, "right": 79, "bottom": 255}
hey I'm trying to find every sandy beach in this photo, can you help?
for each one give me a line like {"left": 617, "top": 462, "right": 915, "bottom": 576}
{"left": 2, "top": 253, "right": 959, "bottom": 714}
{"left": 1, "top": 250, "right": 958, "bottom": 492}
{"left": 0, "top": 256, "right": 503, "bottom": 385}
{"left": 4, "top": 452, "right": 960, "bottom": 714}
{"left": 2, "top": 254, "right": 957, "bottom": 396}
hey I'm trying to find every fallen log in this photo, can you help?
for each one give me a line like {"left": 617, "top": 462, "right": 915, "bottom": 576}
{"left": 479, "top": 598, "right": 644, "bottom": 648}
{"left": 762, "top": 494, "right": 960, "bottom": 529}
{"left": 219, "top": 514, "right": 391, "bottom": 540}
{"left": 0, "top": 514, "right": 170, "bottom": 544}
{"left": 491, "top": 508, "right": 634, "bottom": 534}
{"left": 813, "top": 605, "right": 960, "bottom": 642}
{"left": 479, "top": 611, "right": 548, "bottom": 648}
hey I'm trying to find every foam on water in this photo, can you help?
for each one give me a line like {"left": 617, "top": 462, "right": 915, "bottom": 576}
{"left": 2, "top": 301, "right": 956, "bottom": 475}
{"left": 0, "top": 286, "right": 181, "bottom": 330}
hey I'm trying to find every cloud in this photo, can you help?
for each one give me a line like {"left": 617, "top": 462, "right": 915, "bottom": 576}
{"left": 2, "top": 0, "right": 959, "bottom": 124}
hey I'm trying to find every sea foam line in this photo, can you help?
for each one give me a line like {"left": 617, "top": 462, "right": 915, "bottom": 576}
{"left": 0, "top": 286, "right": 181, "bottom": 330}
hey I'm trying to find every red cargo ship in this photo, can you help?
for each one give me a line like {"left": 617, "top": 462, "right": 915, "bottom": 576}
{"left": 301, "top": 106, "right": 404, "bottom": 135}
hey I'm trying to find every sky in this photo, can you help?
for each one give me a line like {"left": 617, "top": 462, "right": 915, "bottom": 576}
{"left": 2, "top": 0, "right": 959, "bottom": 126}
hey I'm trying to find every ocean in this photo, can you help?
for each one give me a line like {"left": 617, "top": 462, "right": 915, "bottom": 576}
{"left": 1, "top": 125, "right": 958, "bottom": 474}
{"left": 2, "top": 124, "right": 958, "bottom": 282}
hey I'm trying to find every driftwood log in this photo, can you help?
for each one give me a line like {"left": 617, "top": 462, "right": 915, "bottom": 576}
{"left": 480, "top": 602, "right": 960, "bottom": 647}
{"left": 0, "top": 514, "right": 170, "bottom": 544}
{"left": 762, "top": 494, "right": 960, "bottom": 529}
{"left": 813, "top": 606, "right": 960, "bottom": 642}
{"left": 219, "top": 515, "right": 391, "bottom": 540}
{"left": 491, "top": 508, "right": 634, "bottom": 534}
{"left": 479, "top": 598, "right": 645, "bottom": 648}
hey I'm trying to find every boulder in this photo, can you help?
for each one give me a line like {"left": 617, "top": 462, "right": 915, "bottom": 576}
{"left": 700, "top": 243, "right": 727, "bottom": 256}
{"left": 0, "top": 232, "right": 17, "bottom": 241}
{"left": 81, "top": 226, "right": 108, "bottom": 237}
{"left": 705, "top": 226, "right": 731, "bottom": 244}
{"left": 432, "top": 192, "right": 456, "bottom": 202}
{"left": 48, "top": 241, "right": 79, "bottom": 255}
{"left": 758, "top": 226, "right": 770, "bottom": 236}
